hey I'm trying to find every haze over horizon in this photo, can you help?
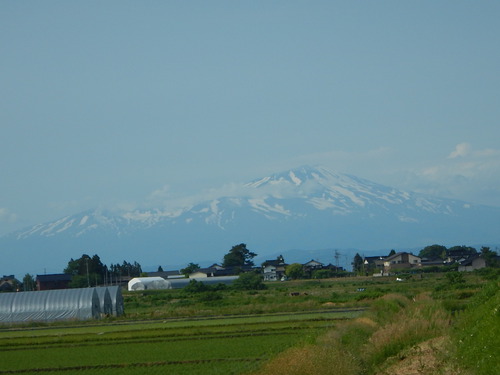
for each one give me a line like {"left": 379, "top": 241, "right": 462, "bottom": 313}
{"left": 2, "top": 1, "right": 500, "bottom": 236}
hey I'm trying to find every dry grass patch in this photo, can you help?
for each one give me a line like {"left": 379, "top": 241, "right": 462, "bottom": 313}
{"left": 375, "top": 336, "right": 464, "bottom": 375}
{"left": 249, "top": 344, "right": 359, "bottom": 375}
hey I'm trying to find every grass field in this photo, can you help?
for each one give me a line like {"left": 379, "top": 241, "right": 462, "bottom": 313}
{"left": 0, "top": 270, "right": 498, "bottom": 374}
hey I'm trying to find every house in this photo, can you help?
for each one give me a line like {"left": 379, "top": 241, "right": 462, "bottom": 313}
{"left": 363, "top": 256, "right": 386, "bottom": 273}
{"left": 0, "top": 275, "right": 20, "bottom": 292}
{"left": 302, "top": 259, "right": 324, "bottom": 271}
{"left": 302, "top": 259, "right": 324, "bottom": 277}
{"left": 323, "top": 263, "right": 344, "bottom": 272}
{"left": 383, "top": 252, "right": 421, "bottom": 273}
{"left": 458, "top": 255, "right": 487, "bottom": 272}
{"left": 36, "top": 274, "right": 73, "bottom": 291}
{"left": 189, "top": 267, "right": 218, "bottom": 278}
{"left": 262, "top": 258, "right": 288, "bottom": 281}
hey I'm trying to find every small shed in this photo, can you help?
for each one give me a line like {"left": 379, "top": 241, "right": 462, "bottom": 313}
{"left": 128, "top": 277, "right": 171, "bottom": 291}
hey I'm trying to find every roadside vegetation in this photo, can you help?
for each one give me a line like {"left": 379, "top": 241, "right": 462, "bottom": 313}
{"left": 0, "top": 269, "right": 498, "bottom": 374}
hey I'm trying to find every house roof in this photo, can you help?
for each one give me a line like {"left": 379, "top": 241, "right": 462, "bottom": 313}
{"left": 263, "top": 259, "right": 286, "bottom": 267}
{"left": 303, "top": 259, "right": 324, "bottom": 266}
{"left": 458, "top": 254, "right": 483, "bottom": 266}
{"left": 384, "top": 252, "right": 420, "bottom": 262}
{"left": 36, "top": 274, "right": 73, "bottom": 282}
{"left": 148, "top": 270, "right": 183, "bottom": 278}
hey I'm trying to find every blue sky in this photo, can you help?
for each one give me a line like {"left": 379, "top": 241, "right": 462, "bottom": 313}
{"left": 1, "top": 1, "right": 500, "bottom": 235}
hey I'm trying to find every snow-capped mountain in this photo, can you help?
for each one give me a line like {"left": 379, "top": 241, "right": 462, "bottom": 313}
{"left": 2, "top": 165, "right": 499, "bottom": 276}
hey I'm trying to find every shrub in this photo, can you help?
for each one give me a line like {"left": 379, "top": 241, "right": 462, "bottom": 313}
{"left": 232, "top": 271, "right": 267, "bottom": 290}
{"left": 183, "top": 279, "right": 209, "bottom": 293}
{"left": 446, "top": 271, "right": 465, "bottom": 285}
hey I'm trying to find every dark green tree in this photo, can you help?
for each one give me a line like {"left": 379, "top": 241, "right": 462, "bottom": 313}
{"left": 64, "top": 254, "right": 106, "bottom": 287}
{"left": 157, "top": 265, "right": 164, "bottom": 272}
{"left": 109, "top": 261, "right": 142, "bottom": 278}
{"left": 352, "top": 253, "right": 364, "bottom": 274}
{"left": 418, "top": 244, "right": 447, "bottom": 260}
{"left": 480, "top": 246, "right": 499, "bottom": 267}
{"left": 180, "top": 263, "right": 200, "bottom": 276}
{"left": 388, "top": 249, "right": 396, "bottom": 256}
{"left": 222, "top": 243, "right": 257, "bottom": 267}
{"left": 285, "top": 263, "right": 305, "bottom": 280}
{"left": 447, "top": 245, "right": 477, "bottom": 258}
{"left": 22, "top": 274, "right": 35, "bottom": 291}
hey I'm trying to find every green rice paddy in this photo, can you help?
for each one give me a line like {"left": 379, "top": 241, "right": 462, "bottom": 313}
{"left": 0, "top": 309, "right": 361, "bottom": 374}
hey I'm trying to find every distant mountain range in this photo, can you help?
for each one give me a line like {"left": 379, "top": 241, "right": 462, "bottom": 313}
{"left": 2, "top": 165, "right": 499, "bottom": 276}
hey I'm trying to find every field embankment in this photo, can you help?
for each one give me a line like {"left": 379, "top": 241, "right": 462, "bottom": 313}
{"left": 250, "top": 272, "right": 499, "bottom": 375}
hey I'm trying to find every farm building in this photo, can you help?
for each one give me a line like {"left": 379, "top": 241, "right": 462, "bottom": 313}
{"left": 36, "top": 273, "right": 72, "bottom": 290}
{"left": 0, "top": 288, "right": 100, "bottom": 323}
{"left": 458, "top": 255, "right": 487, "bottom": 272}
{"left": 128, "top": 277, "right": 171, "bottom": 291}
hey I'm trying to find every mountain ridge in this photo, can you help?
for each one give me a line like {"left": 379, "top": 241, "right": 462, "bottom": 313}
{"left": 2, "top": 165, "right": 499, "bottom": 276}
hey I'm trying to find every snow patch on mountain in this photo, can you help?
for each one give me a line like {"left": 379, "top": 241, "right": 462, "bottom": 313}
{"left": 76, "top": 224, "right": 98, "bottom": 237}
{"left": 248, "top": 198, "right": 291, "bottom": 216}
{"left": 289, "top": 171, "right": 302, "bottom": 185}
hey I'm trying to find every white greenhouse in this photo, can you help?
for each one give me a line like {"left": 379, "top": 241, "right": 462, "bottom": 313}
{"left": 0, "top": 288, "right": 100, "bottom": 323}
{"left": 128, "top": 277, "right": 172, "bottom": 291}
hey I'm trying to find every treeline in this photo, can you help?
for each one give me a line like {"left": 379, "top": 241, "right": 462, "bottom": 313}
{"left": 63, "top": 254, "right": 143, "bottom": 288}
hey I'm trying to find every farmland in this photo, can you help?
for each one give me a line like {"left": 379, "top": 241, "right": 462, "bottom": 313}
{"left": 0, "top": 271, "right": 498, "bottom": 374}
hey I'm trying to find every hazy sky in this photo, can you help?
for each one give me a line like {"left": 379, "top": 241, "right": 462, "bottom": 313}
{"left": 1, "top": 1, "right": 500, "bottom": 235}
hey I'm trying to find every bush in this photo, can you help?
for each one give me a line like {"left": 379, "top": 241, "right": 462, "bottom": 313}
{"left": 232, "top": 271, "right": 267, "bottom": 291}
{"left": 197, "top": 291, "right": 223, "bottom": 303}
{"left": 445, "top": 271, "right": 465, "bottom": 285}
{"left": 474, "top": 267, "right": 500, "bottom": 281}
{"left": 183, "top": 279, "right": 209, "bottom": 293}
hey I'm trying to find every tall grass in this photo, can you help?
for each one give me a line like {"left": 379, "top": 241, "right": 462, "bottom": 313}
{"left": 364, "top": 293, "right": 451, "bottom": 371}
{"left": 452, "top": 281, "right": 500, "bottom": 375}
{"left": 250, "top": 292, "right": 452, "bottom": 375}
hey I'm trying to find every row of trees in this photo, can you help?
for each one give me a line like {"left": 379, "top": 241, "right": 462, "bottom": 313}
{"left": 63, "top": 254, "right": 143, "bottom": 288}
